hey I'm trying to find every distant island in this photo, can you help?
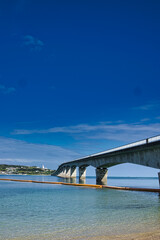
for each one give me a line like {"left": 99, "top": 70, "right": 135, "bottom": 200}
{"left": 0, "top": 164, "right": 55, "bottom": 175}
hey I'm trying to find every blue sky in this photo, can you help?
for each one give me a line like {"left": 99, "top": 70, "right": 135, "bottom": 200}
{"left": 0, "top": 0, "right": 160, "bottom": 177}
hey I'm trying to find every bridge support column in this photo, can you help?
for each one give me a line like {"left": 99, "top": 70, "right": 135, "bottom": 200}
{"left": 158, "top": 172, "right": 160, "bottom": 186}
{"left": 96, "top": 167, "right": 108, "bottom": 184}
{"left": 57, "top": 170, "right": 64, "bottom": 178}
{"left": 65, "top": 166, "right": 71, "bottom": 178}
{"left": 79, "top": 167, "right": 86, "bottom": 180}
{"left": 70, "top": 166, "right": 76, "bottom": 178}
{"left": 62, "top": 167, "right": 66, "bottom": 178}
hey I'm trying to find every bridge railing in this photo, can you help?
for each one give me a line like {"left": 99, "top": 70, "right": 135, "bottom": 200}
{"left": 76, "top": 134, "right": 160, "bottom": 160}
{"left": 90, "top": 140, "right": 146, "bottom": 157}
{"left": 148, "top": 135, "right": 160, "bottom": 143}
{"left": 55, "top": 134, "right": 160, "bottom": 169}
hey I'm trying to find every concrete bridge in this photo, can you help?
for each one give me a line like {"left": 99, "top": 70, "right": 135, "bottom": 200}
{"left": 52, "top": 135, "right": 160, "bottom": 184}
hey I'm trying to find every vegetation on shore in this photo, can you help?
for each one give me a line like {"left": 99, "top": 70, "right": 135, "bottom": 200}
{"left": 0, "top": 164, "right": 55, "bottom": 175}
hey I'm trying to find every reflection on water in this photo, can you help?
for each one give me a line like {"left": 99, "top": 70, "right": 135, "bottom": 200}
{"left": 79, "top": 178, "right": 86, "bottom": 184}
{"left": 65, "top": 178, "right": 76, "bottom": 183}
{"left": 56, "top": 177, "right": 107, "bottom": 185}
{"left": 56, "top": 177, "right": 86, "bottom": 184}
{"left": 0, "top": 175, "right": 159, "bottom": 188}
{"left": 53, "top": 176, "right": 159, "bottom": 188}
{"left": 96, "top": 179, "right": 107, "bottom": 185}
{"left": 57, "top": 177, "right": 76, "bottom": 183}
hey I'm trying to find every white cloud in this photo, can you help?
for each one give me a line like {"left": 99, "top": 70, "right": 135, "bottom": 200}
{"left": 0, "top": 137, "right": 79, "bottom": 169}
{"left": 23, "top": 35, "right": 44, "bottom": 51}
{"left": 0, "top": 84, "right": 16, "bottom": 94}
{"left": 12, "top": 122, "right": 160, "bottom": 143}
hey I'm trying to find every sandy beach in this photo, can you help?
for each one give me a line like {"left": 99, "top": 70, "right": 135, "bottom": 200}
{"left": 89, "top": 231, "right": 160, "bottom": 240}
{"left": 6, "top": 230, "right": 160, "bottom": 240}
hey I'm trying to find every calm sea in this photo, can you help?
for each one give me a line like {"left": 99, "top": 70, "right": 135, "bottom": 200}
{"left": 0, "top": 175, "right": 160, "bottom": 240}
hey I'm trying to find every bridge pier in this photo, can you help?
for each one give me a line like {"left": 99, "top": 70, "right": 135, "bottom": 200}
{"left": 65, "top": 166, "right": 71, "bottom": 178}
{"left": 96, "top": 167, "right": 108, "bottom": 184}
{"left": 79, "top": 166, "right": 86, "bottom": 180}
{"left": 62, "top": 167, "right": 66, "bottom": 178}
{"left": 70, "top": 166, "right": 76, "bottom": 178}
{"left": 57, "top": 170, "right": 64, "bottom": 178}
{"left": 158, "top": 172, "right": 160, "bottom": 186}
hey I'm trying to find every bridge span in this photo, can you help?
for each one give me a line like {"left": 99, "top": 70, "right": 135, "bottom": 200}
{"left": 52, "top": 135, "right": 160, "bottom": 184}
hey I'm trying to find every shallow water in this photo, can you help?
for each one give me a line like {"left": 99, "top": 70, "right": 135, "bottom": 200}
{"left": 0, "top": 175, "right": 160, "bottom": 240}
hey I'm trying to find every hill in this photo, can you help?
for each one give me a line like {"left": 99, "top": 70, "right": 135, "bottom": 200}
{"left": 0, "top": 164, "right": 55, "bottom": 175}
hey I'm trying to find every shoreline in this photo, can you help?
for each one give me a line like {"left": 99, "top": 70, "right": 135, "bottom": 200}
{"left": 4, "top": 230, "right": 160, "bottom": 240}
{"left": 89, "top": 230, "right": 160, "bottom": 240}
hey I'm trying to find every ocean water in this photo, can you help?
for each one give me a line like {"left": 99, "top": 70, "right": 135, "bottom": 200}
{"left": 0, "top": 175, "right": 160, "bottom": 240}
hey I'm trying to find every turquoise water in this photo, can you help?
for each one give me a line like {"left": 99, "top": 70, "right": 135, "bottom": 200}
{"left": 0, "top": 175, "right": 160, "bottom": 239}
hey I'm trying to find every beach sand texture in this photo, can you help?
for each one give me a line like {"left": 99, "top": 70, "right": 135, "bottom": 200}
{"left": 6, "top": 230, "right": 160, "bottom": 240}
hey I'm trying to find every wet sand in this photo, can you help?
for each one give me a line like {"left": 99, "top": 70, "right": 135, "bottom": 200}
{"left": 6, "top": 230, "right": 160, "bottom": 240}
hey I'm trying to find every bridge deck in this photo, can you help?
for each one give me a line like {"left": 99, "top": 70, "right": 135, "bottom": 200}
{"left": 58, "top": 135, "right": 160, "bottom": 167}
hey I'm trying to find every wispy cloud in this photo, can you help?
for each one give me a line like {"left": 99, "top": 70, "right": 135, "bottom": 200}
{"left": 0, "top": 84, "right": 16, "bottom": 94}
{"left": 12, "top": 124, "right": 101, "bottom": 135}
{"left": 133, "top": 102, "right": 160, "bottom": 111}
{"left": 12, "top": 122, "right": 160, "bottom": 143}
{"left": 0, "top": 137, "right": 79, "bottom": 169}
{"left": 23, "top": 35, "right": 44, "bottom": 51}
{"left": 140, "top": 118, "right": 150, "bottom": 122}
